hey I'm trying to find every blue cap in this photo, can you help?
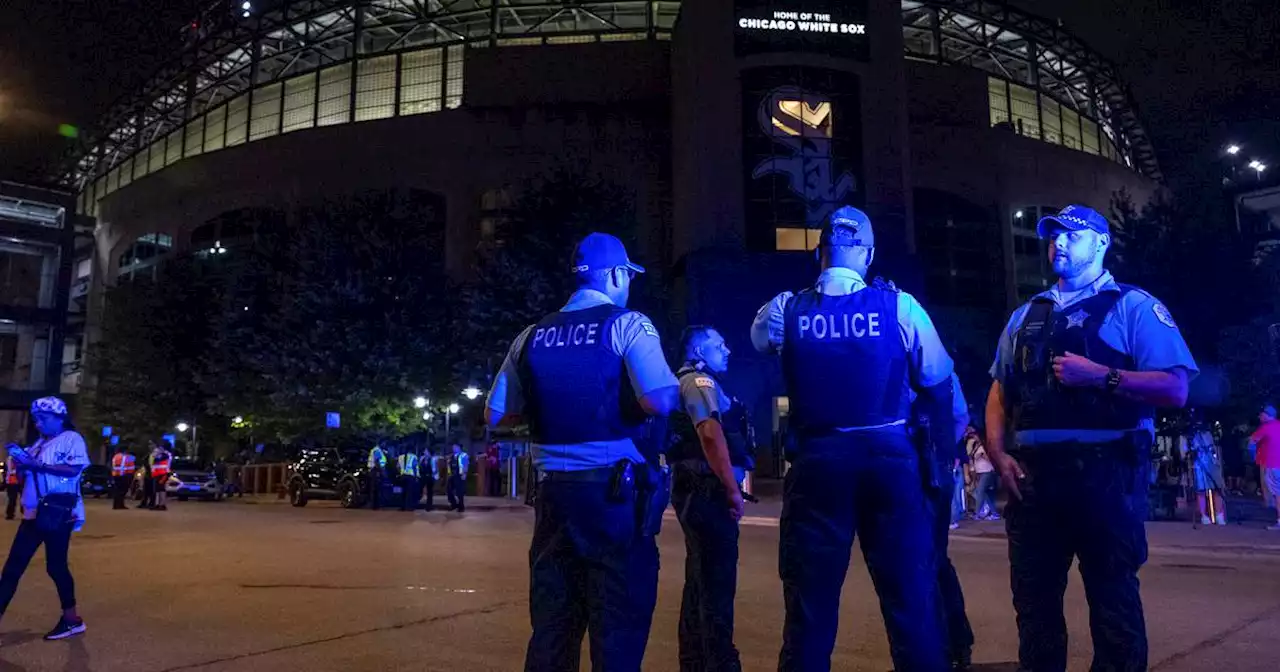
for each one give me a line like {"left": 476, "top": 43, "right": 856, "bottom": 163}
{"left": 820, "top": 206, "right": 874, "bottom": 247}
{"left": 1263, "top": 404, "right": 1277, "bottom": 418}
{"left": 570, "top": 233, "right": 645, "bottom": 274}
{"left": 1036, "top": 205, "right": 1111, "bottom": 239}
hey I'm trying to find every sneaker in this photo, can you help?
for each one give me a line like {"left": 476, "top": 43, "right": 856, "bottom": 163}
{"left": 44, "top": 617, "right": 86, "bottom": 641}
{"left": 1200, "top": 515, "right": 1212, "bottom": 525}
{"left": 949, "top": 522, "right": 960, "bottom": 530}
{"left": 987, "top": 513, "right": 1001, "bottom": 521}
{"left": 1215, "top": 517, "right": 1227, "bottom": 526}
{"left": 1268, "top": 523, "right": 1280, "bottom": 531}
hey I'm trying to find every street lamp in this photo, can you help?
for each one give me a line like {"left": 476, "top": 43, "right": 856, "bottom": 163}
{"left": 175, "top": 422, "right": 197, "bottom": 456}
{"left": 448, "top": 403, "right": 460, "bottom": 414}
{"left": 232, "top": 416, "right": 244, "bottom": 425}
{"left": 176, "top": 422, "right": 189, "bottom": 432}
{"left": 1227, "top": 144, "right": 1241, "bottom": 155}
{"left": 413, "top": 396, "right": 428, "bottom": 409}
{"left": 462, "top": 387, "right": 481, "bottom": 401}
{"left": 443, "top": 403, "right": 461, "bottom": 441}
{"left": 422, "top": 411, "right": 432, "bottom": 421}
{"left": 1249, "top": 160, "right": 1268, "bottom": 176}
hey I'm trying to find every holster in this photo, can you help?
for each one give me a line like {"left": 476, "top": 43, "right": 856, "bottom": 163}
{"left": 912, "top": 418, "right": 942, "bottom": 491}
{"left": 635, "top": 462, "right": 671, "bottom": 538}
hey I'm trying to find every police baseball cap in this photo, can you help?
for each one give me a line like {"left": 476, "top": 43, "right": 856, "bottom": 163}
{"left": 1263, "top": 404, "right": 1277, "bottom": 418}
{"left": 570, "top": 232, "right": 645, "bottom": 274}
{"left": 1036, "top": 204, "right": 1111, "bottom": 239}
{"left": 820, "top": 206, "right": 874, "bottom": 248}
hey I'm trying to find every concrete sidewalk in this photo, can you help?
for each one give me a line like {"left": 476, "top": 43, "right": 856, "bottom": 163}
{"left": 230, "top": 493, "right": 531, "bottom": 512}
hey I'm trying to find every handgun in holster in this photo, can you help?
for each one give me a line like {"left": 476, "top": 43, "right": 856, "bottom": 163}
{"left": 912, "top": 416, "right": 942, "bottom": 491}
{"left": 634, "top": 462, "right": 671, "bottom": 538}
{"left": 524, "top": 460, "right": 538, "bottom": 508}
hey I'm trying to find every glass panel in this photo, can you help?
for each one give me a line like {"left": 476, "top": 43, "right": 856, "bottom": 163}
{"left": 399, "top": 49, "right": 443, "bottom": 116}
{"left": 106, "top": 166, "right": 120, "bottom": 194}
{"left": 164, "top": 129, "right": 183, "bottom": 166}
{"left": 250, "top": 82, "right": 282, "bottom": 141}
{"left": 1009, "top": 83, "right": 1039, "bottom": 140}
{"left": 1060, "top": 107, "right": 1081, "bottom": 151}
{"left": 204, "top": 105, "right": 226, "bottom": 152}
{"left": 118, "top": 157, "right": 133, "bottom": 188}
{"left": 226, "top": 94, "right": 249, "bottom": 146}
{"left": 0, "top": 325, "right": 55, "bottom": 392}
{"left": 318, "top": 63, "right": 352, "bottom": 127}
{"left": 355, "top": 55, "right": 397, "bottom": 122}
{"left": 1080, "top": 117, "right": 1100, "bottom": 155}
{"left": 446, "top": 45, "right": 464, "bottom": 109}
{"left": 184, "top": 119, "right": 205, "bottom": 158}
{"left": 0, "top": 239, "right": 60, "bottom": 309}
{"left": 1040, "top": 97, "right": 1061, "bottom": 145}
{"left": 149, "top": 139, "right": 166, "bottom": 173}
{"left": 282, "top": 74, "right": 317, "bottom": 133}
{"left": 988, "top": 77, "right": 1009, "bottom": 127}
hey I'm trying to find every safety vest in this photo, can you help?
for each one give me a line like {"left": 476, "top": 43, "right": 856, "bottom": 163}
{"left": 112, "top": 453, "right": 136, "bottom": 477}
{"left": 5, "top": 457, "right": 17, "bottom": 485}
{"left": 368, "top": 446, "right": 386, "bottom": 470}
{"left": 398, "top": 453, "right": 418, "bottom": 478}
{"left": 151, "top": 452, "right": 171, "bottom": 478}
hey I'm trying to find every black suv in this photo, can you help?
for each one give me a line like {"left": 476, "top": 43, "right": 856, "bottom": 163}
{"left": 287, "top": 446, "right": 404, "bottom": 509}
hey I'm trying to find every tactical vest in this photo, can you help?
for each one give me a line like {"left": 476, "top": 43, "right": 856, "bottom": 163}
{"left": 1006, "top": 287, "right": 1153, "bottom": 432}
{"left": 782, "top": 287, "right": 910, "bottom": 434}
{"left": 519, "top": 304, "right": 645, "bottom": 444}
{"left": 667, "top": 365, "right": 753, "bottom": 468}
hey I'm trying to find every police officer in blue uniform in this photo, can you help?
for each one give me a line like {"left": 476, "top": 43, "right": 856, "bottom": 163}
{"left": 486, "top": 232, "right": 678, "bottom": 672}
{"left": 667, "top": 325, "right": 749, "bottom": 672}
{"left": 751, "top": 206, "right": 956, "bottom": 671}
{"left": 984, "top": 205, "right": 1197, "bottom": 672}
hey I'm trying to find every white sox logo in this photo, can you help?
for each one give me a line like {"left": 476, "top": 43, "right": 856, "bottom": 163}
{"left": 752, "top": 86, "right": 856, "bottom": 228}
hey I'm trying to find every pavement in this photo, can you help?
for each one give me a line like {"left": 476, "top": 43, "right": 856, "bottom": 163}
{"left": 0, "top": 495, "right": 1276, "bottom": 671}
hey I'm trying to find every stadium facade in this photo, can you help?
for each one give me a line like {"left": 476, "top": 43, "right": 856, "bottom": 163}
{"left": 61, "top": 0, "right": 1161, "bottom": 453}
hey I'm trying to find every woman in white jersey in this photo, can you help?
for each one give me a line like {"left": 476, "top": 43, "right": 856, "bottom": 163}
{"left": 0, "top": 396, "right": 89, "bottom": 640}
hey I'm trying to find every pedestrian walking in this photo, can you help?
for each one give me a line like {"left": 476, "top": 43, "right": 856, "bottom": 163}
{"left": 966, "top": 427, "right": 999, "bottom": 520}
{"left": 984, "top": 205, "right": 1196, "bottom": 671}
{"left": 0, "top": 396, "right": 89, "bottom": 640}
{"left": 486, "top": 231, "right": 677, "bottom": 672}
{"left": 751, "top": 206, "right": 957, "bottom": 671}
{"left": 1248, "top": 404, "right": 1280, "bottom": 529}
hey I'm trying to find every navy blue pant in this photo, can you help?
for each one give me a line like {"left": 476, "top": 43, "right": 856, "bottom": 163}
{"left": 929, "top": 458, "right": 975, "bottom": 663}
{"left": 525, "top": 477, "right": 658, "bottom": 672}
{"left": 1006, "top": 447, "right": 1149, "bottom": 672}
{"left": 778, "top": 430, "right": 946, "bottom": 672}
{"left": 673, "top": 469, "right": 742, "bottom": 672}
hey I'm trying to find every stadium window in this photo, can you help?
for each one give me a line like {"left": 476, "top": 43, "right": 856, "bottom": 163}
{"left": 355, "top": 55, "right": 396, "bottom": 122}
{"left": 1008, "top": 84, "right": 1040, "bottom": 140}
{"left": 106, "top": 166, "right": 119, "bottom": 194}
{"left": 204, "top": 105, "right": 227, "bottom": 152}
{"left": 987, "top": 77, "right": 1009, "bottom": 127}
{"left": 226, "top": 94, "right": 249, "bottom": 146}
{"left": 250, "top": 82, "right": 282, "bottom": 141}
{"left": 146, "top": 140, "right": 163, "bottom": 174}
{"left": 317, "top": 64, "right": 352, "bottom": 127}
{"left": 445, "top": 45, "right": 464, "bottom": 109}
{"left": 184, "top": 118, "right": 205, "bottom": 158}
{"left": 399, "top": 49, "right": 443, "bottom": 116}
{"left": 1040, "top": 97, "right": 1062, "bottom": 145}
{"left": 282, "top": 74, "right": 317, "bottom": 133}
{"left": 775, "top": 228, "right": 821, "bottom": 251}
{"left": 164, "top": 129, "right": 183, "bottom": 166}
{"left": 1080, "top": 117, "right": 1100, "bottom": 155}
{"left": 1061, "top": 107, "right": 1081, "bottom": 151}
{"left": 118, "top": 158, "right": 133, "bottom": 188}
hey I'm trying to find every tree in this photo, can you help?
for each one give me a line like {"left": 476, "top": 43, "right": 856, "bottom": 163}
{"left": 455, "top": 169, "right": 642, "bottom": 385}
{"left": 1218, "top": 251, "right": 1280, "bottom": 413}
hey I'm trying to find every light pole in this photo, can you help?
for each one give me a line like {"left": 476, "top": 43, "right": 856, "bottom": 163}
{"left": 445, "top": 403, "right": 460, "bottom": 441}
{"left": 176, "top": 422, "right": 197, "bottom": 456}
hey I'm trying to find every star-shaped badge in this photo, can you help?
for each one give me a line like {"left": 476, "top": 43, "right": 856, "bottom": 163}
{"left": 1065, "top": 310, "right": 1088, "bottom": 329}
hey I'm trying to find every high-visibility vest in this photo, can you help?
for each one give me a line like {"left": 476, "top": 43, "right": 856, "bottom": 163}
{"left": 151, "top": 452, "right": 171, "bottom": 478}
{"left": 398, "top": 453, "right": 418, "bottom": 478}
{"left": 112, "top": 453, "right": 136, "bottom": 477}
{"left": 4, "top": 457, "right": 17, "bottom": 485}
{"left": 368, "top": 446, "right": 386, "bottom": 470}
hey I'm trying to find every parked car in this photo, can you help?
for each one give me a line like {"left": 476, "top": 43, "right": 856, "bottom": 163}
{"left": 80, "top": 465, "right": 112, "bottom": 498}
{"left": 287, "top": 447, "right": 400, "bottom": 509}
{"left": 165, "top": 459, "right": 224, "bottom": 502}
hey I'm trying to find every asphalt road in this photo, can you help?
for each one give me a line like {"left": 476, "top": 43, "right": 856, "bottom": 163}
{"left": 0, "top": 497, "right": 1276, "bottom": 671}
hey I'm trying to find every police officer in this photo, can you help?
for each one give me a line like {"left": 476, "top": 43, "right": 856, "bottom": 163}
{"left": 398, "top": 448, "right": 420, "bottom": 512}
{"left": 486, "top": 232, "right": 678, "bottom": 672}
{"left": 984, "top": 205, "right": 1197, "bottom": 672}
{"left": 668, "top": 325, "right": 748, "bottom": 672}
{"left": 750, "top": 206, "right": 955, "bottom": 671}
{"left": 111, "top": 445, "right": 136, "bottom": 510}
{"left": 424, "top": 448, "right": 441, "bottom": 511}
{"left": 367, "top": 442, "right": 387, "bottom": 510}
{"left": 446, "top": 442, "right": 469, "bottom": 512}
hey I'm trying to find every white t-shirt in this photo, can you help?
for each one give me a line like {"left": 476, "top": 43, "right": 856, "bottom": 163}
{"left": 967, "top": 436, "right": 994, "bottom": 474}
{"left": 21, "top": 431, "right": 90, "bottom": 531}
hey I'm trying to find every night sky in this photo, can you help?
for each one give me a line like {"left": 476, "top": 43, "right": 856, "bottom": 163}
{"left": 1, "top": 0, "right": 1277, "bottom": 188}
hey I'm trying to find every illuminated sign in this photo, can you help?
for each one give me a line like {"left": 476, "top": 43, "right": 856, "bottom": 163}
{"left": 735, "top": 1, "right": 869, "bottom": 59}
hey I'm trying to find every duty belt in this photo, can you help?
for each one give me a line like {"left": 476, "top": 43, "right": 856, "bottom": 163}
{"left": 540, "top": 468, "right": 614, "bottom": 483}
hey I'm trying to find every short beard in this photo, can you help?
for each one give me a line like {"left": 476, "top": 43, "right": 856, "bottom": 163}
{"left": 1054, "top": 243, "right": 1100, "bottom": 280}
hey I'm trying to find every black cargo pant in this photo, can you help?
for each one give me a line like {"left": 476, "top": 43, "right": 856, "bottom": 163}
{"left": 525, "top": 470, "right": 659, "bottom": 672}
{"left": 112, "top": 476, "right": 130, "bottom": 509}
{"left": 928, "top": 455, "right": 975, "bottom": 663}
{"left": 5, "top": 484, "right": 18, "bottom": 519}
{"left": 1006, "top": 443, "right": 1149, "bottom": 672}
{"left": 778, "top": 429, "right": 947, "bottom": 672}
{"left": 672, "top": 468, "right": 741, "bottom": 672}
{"left": 368, "top": 468, "right": 384, "bottom": 510}
{"left": 400, "top": 476, "right": 420, "bottom": 511}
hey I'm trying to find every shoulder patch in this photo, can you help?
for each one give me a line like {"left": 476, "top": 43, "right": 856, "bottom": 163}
{"left": 1153, "top": 303, "right": 1177, "bottom": 328}
{"left": 694, "top": 376, "right": 717, "bottom": 390}
{"left": 640, "top": 320, "right": 659, "bottom": 338}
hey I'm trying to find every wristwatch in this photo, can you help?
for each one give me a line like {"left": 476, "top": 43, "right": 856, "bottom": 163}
{"left": 1104, "top": 368, "right": 1122, "bottom": 393}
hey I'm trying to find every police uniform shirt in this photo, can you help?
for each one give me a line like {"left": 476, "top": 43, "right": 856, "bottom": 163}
{"left": 989, "top": 271, "right": 1199, "bottom": 445}
{"left": 750, "top": 267, "right": 956, "bottom": 429}
{"left": 488, "top": 289, "right": 678, "bottom": 471}
{"left": 909, "top": 373, "right": 971, "bottom": 448}
{"left": 678, "top": 367, "right": 747, "bottom": 484}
